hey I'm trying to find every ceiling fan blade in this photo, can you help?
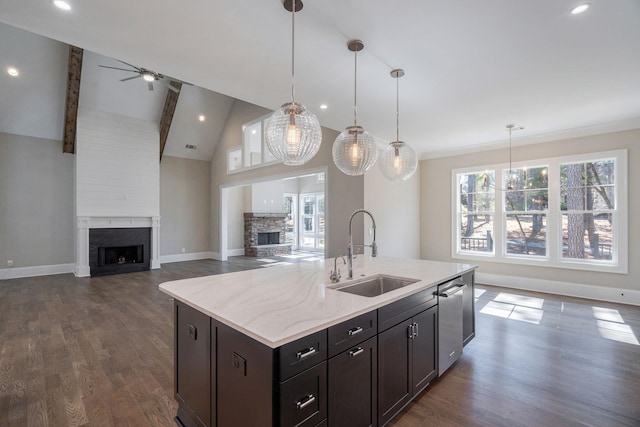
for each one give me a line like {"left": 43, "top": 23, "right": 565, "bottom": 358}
{"left": 117, "top": 60, "right": 142, "bottom": 72}
{"left": 148, "top": 81, "right": 154, "bottom": 91}
{"left": 99, "top": 65, "right": 138, "bottom": 72}
{"left": 120, "top": 75, "right": 142, "bottom": 82}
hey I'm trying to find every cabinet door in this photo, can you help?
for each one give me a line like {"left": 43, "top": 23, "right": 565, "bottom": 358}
{"left": 462, "top": 271, "right": 475, "bottom": 346}
{"left": 377, "top": 320, "right": 413, "bottom": 426}
{"left": 328, "top": 336, "right": 377, "bottom": 427}
{"left": 411, "top": 306, "right": 438, "bottom": 395}
{"left": 175, "top": 301, "right": 211, "bottom": 427}
{"left": 280, "top": 361, "right": 327, "bottom": 427}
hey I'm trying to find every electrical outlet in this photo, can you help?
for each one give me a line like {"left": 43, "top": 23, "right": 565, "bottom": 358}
{"left": 181, "top": 247, "right": 186, "bottom": 253}
{"left": 7, "top": 260, "right": 13, "bottom": 267}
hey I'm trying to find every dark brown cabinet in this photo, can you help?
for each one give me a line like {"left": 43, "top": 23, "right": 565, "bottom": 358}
{"left": 377, "top": 289, "right": 438, "bottom": 426}
{"left": 172, "top": 273, "right": 474, "bottom": 427}
{"left": 328, "top": 336, "right": 377, "bottom": 427}
{"left": 462, "top": 270, "right": 475, "bottom": 346}
{"left": 175, "top": 301, "right": 211, "bottom": 427}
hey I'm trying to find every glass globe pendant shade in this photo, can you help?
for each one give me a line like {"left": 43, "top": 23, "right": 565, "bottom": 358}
{"left": 332, "top": 125, "right": 378, "bottom": 176}
{"left": 265, "top": 102, "right": 322, "bottom": 166}
{"left": 378, "top": 141, "right": 417, "bottom": 181}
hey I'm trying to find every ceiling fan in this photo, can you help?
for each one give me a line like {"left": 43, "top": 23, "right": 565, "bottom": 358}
{"left": 98, "top": 60, "right": 192, "bottom": 93}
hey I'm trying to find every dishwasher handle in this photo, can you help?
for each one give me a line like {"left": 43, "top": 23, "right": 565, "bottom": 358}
{"left": 438, "top": 283, "right": 467, "bottom": 298}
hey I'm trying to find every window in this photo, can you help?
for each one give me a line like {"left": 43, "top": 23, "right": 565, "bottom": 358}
{"left": 227, "top": 114, "right": 279, "bottom": 173}
{"left": 457, "top": 171, "right": 495, "bottom": 254}
{"left": 453, "top": 149, "right": 627, "bottom": 273}
{"left": 504, "top": 166, "right": 548, "bottom": 257}
{"left": 560, "top": 159, "right": 615, "bottom": 262}
{"left": 299, "top": 193, "right": 325, "bottom": 251}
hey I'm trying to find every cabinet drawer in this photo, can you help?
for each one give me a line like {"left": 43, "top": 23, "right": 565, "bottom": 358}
{"left": 279, "top": 329, "right": 327, "bottom": 381}
{"left": 327, "top": 311, "right": 376, "bottom": 358}
{"left": 279, "top": 361, "right": 327, "bottom": 427}
{"left": 378, "top": 285, "right": 438, "bottom": 332}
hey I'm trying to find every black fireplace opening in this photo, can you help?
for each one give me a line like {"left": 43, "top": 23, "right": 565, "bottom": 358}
{"left": 89, "top": 227, "right": 151, "bottom": 276}
{"left": 257, "top": 232, "right": 280, "bottom": 246}
{"left": 99, "top": 245, "right": 143, "bottom": 267}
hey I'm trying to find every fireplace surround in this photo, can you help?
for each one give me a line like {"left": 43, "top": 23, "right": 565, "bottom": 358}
{"left": 244, "top": 213, "right": 291, "bottom": 257}
{"left": 75, "top": 216, "right": 160, "bottom": 277}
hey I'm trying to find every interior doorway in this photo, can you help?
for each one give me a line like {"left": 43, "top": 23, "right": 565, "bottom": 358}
{"left": 219, "top": 168, "right": 327, "bottom": 260}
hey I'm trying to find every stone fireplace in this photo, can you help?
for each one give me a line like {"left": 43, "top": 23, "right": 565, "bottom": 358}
{"left": 244, "top": 213, "right": 292, "bottom": 257}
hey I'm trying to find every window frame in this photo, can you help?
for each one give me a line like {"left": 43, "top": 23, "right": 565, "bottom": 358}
{"left": 227, "top": 113, "right": 280, "bottom": 174}
{"left": 452, "top": 149, "right": 627, "bottom": 274}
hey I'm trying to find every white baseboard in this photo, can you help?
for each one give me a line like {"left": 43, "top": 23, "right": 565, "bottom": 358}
{"left": 0, "top": 263, "right": 75, "bottom": 280}
{"left": 227, "top": 248, "right": 245, "bottom": 257}
{"left": 476, "top": 272, "right": 640, "bottom": 306}
{"left": 160, "top": 251, "right": 215, "bottom": 264}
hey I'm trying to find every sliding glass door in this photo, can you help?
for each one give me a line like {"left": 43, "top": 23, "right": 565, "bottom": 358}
{"left": 283, "top": 193, "right": 298, "bottom": 250}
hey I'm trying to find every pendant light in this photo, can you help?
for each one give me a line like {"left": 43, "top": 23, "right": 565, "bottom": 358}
{"left": 332, "top": 39, "right": 378, "bottom": 176}
{"left": 379, "top": 69, "right": 417, "bottom": 181}
{"left": 264, "top": 0, "right": 322, "bottom": 166}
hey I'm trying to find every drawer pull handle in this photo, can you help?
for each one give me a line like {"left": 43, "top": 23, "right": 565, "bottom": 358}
{"left": 296, "top": 394, "right": 316, "bottom": 410}
{"left": 348, "top": 326, "right": 363, "bottom": 336}
{"left": 349, "top": 347, "right": 364, "bottom": 357}
{"left": 407, "top": 324, "right": 414, "bottom": 339}
{"left": 413, "top": 322, "right": 419, "bottom": 338}
{"left": 296, "top": 347, "right": 317, "bottom": 360}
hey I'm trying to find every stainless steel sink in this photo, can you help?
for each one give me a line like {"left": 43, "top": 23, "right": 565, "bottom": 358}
{"left": 331, "top": 274, "right": 420, "bottom": 297}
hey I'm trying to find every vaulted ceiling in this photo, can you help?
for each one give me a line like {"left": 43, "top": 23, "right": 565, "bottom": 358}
{"left": 1, "top": 0, "right": 639, "bottom": 159}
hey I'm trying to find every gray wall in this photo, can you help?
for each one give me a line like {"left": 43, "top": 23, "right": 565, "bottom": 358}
{"left": 0, "top": 132, "right": 74, "bottom": 268}
{"left": 210, "top": 100, "right": 364, "bottom": 258}
{"left": 160, "top": 155, "right": 211, "bottom": 256}
{"left": 420, "top": 128, "right": 639, "bottom": 293}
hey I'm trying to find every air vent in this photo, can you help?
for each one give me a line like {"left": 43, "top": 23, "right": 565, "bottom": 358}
{"left": 185, "top": 144, "right": 197, "bottom": 150}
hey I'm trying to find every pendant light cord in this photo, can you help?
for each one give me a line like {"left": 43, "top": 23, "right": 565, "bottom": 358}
{"left": 291, "top": 0, "right": 296, "bottom": 103}
{"left": 396, "top": 74, "right": 400, "bottom": 142}
{"left": 353, "top": 48, "right": 358, "bottom": 126}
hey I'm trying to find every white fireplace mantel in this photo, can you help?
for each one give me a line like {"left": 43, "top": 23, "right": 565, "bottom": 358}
{"left": 75, "top": 216, "right": 161, "bottom": 277}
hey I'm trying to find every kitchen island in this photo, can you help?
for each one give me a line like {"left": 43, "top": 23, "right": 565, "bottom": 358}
{"left": 160, "top": 256, "right": 476, "bottom": 427}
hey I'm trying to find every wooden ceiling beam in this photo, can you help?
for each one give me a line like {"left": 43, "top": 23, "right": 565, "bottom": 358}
{"left": 63, "top": 45, "right": 83, "bottom": 154}
{"left": 159, "top": 81, "right": 182, "bottom": 161}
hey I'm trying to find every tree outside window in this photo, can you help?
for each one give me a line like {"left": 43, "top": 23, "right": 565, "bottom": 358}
{"left": 458, "top": 171, "right": 495, "bottom": 253}
{"left": 561, "top": 160, "right": 615, "bottom": 261}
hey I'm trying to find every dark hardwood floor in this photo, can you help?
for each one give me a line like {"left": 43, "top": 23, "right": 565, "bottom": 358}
{"left": 1, "top": 256, "right": 638, "bottom": 426}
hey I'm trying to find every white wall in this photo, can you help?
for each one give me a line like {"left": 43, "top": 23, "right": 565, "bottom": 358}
{"left": 251, "top": 180, "right": 284, "bottom": 213}
{"left": 364, "top": 164, "right": 421, "bottom": 258}
{"left": 76, "top": 107, "right": 159, "bottom": 217}
{"left": 227, "top": 185, "right": 246, "bottom": 254}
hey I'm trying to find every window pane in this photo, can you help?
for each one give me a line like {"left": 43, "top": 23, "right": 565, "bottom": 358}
{"left": 562, "top": 213, "right": 613, "bottom": 260}
{"left": 504, "top": 166, "right": 548, "bottom": 212}
{"left": 303, "top": 216, "right": 314, "bottom": 232}
{"left": 459, "top": 214, "right": 494, "bottom": 253}
{"left": 228, "top": 149, "right": 242, "bottom": 172}
{"left": 303, "top": 197, "right": 315, "bottom": 215}
{"left": 243, "top": 121, "right": 262, "bottom": 167}
{"left": 506, "top": 214, "right": 546, "bottom": 256}
{"left": 460, "top": 171, "right": 495, "bottom": 212}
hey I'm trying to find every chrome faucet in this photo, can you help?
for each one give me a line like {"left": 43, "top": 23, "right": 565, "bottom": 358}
{"left": 347, "top": 209, "right": 377, "bottom": 279}
{"left": 330, "top": 256, "right": 346, "bottom": 283}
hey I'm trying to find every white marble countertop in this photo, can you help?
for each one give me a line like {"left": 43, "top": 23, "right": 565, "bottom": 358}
{"left": 159, "top": 256, "right": 476, "bottom": 348}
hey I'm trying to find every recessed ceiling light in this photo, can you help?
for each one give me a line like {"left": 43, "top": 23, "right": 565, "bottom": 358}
{"left": 7, "top": 67, "right": 19, "bottom": 77}
{"left": 320, "top": 104, "right": 328, "bottom": 110}
{"left": 198, "top": 115, "right": 206, "bottom": 122}
{"left": 571, "top": 3, "right": 590, "bottom": 14}
{"left": 52, "top": 0, "right": 71, "bottom": 11}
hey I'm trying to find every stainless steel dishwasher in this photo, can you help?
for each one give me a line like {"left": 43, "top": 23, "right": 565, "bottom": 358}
{"left": 437, "top": 278, "right": 467, "bottom": 375}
